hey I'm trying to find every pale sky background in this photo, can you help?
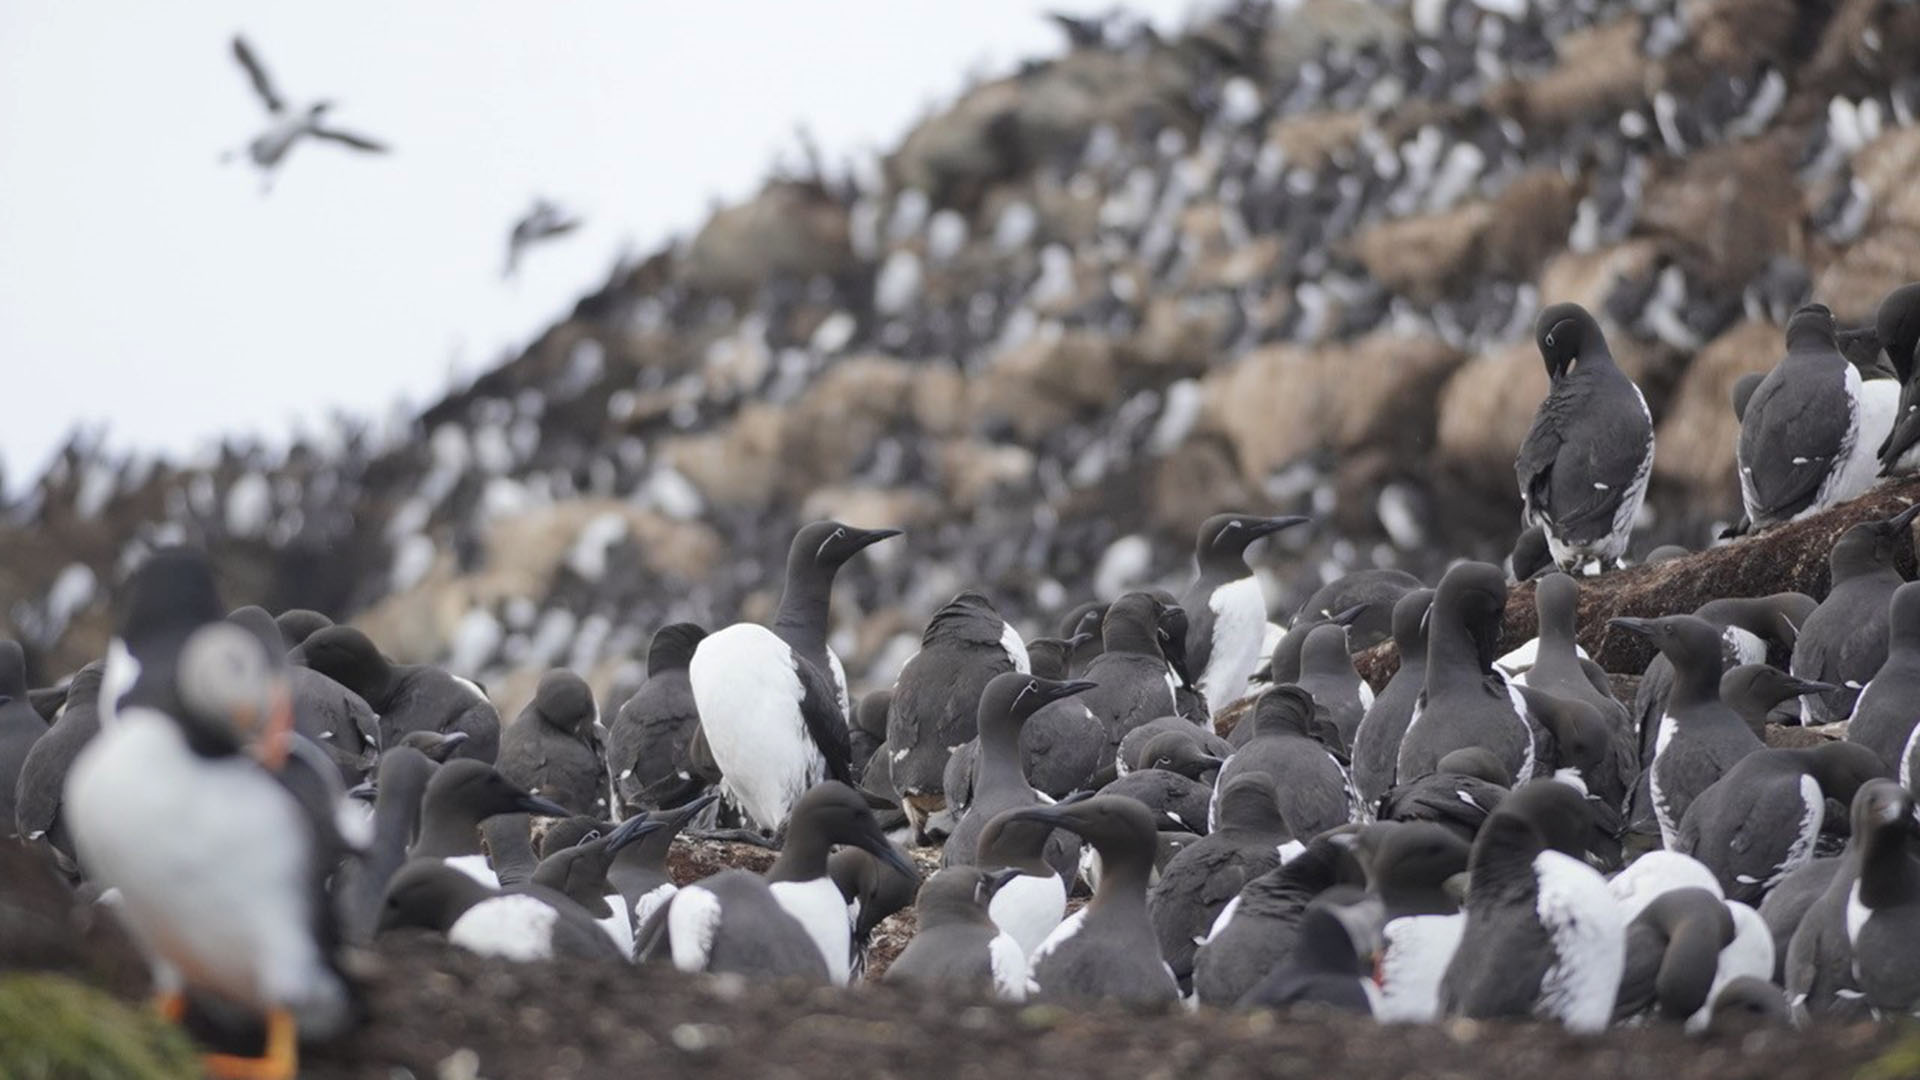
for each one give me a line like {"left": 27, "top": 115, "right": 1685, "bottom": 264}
{"left": 0, "top": 2, "right": 1194, "bottom": 491}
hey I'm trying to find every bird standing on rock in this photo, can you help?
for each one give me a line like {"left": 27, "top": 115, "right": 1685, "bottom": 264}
{"left": 1789, "top": 502, "right": 1920, "bottom": 724}
{"left": 1735, "top": 303, "right": 1863, "bottom": 532}
{"left": 689, "top": 520, "right": 900, "bottom": 833}
{"left": 1514, "top": 302, "right": 1653, "bottom": 574}
{"left": 1181, "top": 513, "right": 1308, "bottom": 714}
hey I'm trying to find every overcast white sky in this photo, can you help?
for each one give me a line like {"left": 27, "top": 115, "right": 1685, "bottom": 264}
{"left": 0, "top": 2, "right": 1192, "bottom": 490}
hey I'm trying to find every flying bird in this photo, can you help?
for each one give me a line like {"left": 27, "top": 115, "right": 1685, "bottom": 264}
{"left": 228, "top": 35, "right": 389, "bottom": 189}
{"left": 505, "top": 199, "right": 583, "bottom": 278}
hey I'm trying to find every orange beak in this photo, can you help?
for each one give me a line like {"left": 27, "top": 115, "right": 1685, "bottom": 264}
{"left": 252, "top": 683, "right": 295, "bottom": 771}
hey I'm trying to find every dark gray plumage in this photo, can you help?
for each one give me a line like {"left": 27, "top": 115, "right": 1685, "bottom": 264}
{"left": 1520, "top": 574, "right": 1635, "bottom": 815}
{"left": 1115, "top": 715, "right": 1230, "bottom": 776}
{"left": 334, "top": 746, "right": 439, "bottom": 944}
{"left": 1213, "top": 685, "right": 1352, "bottom": 836}
{"left": 1077, "top": 593, "right": 1182, "bottom": 757}
{"left": 943, "top": 673, "right": 1093, "bottom": 882}
{"left": 606, "top": 623, "right": 706, "bottom": 809}
{"left": 1293, "top": 623, "right": 1368, "bottom": 751}
{"left": 1191, "top": 830, "right": 1364, "bottom": 1007}
{"left": 944, "top": 635, "right": 1103, "bottom": 809}
{"left": 0, "top": 641, "right": 49, "bottom": 839}
{"left": 1757, "top": 856, "right": 1842, "bottom": 984}
{"left": 1292, "top": 569, "right": 1423, "bottom": 652}
{"left": 1149, "top": 771, "right": 1289, "bottom": 988}
{"left": 1675, "top": 743, "right": 1886, "bottom": 905}
{"left": 13, "top": 662, "right": 103, "bottom": 864}
{"left": 634, "top": 868, "right": 831, "bottom": 981}
{"left": 1837, "top": 780, "right": 1920, "bottom": 1015}
{"left": 883, "top": 867, "right": 1026, "bottom": 998}
{"left": 1785, "top": 780, "right": 1912, "bottom": 1019}
{"left": 1874, "top": 282, "right": 1920, "bottom": 475}
{"left": 1376, "top": 747, "right": 1510, "bottom": 845}
{"left": 1515, "top": 302, "right": 1654, "bottom": 573}
{"left": 496, "top": 670, "right": 606, "bottom": 817}
{"left": 1397, "top": 562, "right": 1532, "bottom": 786}
{"left": 1846, "top": 581, "right": 1920, "bottom": 770}
{"left": 1100, "top": 731, "right": 1221, "bottom": 835}
{"left": 302, "top": 626, "right": 500, "bottom": 762}
{"left": 1612, "top": 615, "right": 1763, "bottom": 850}
{"left": 1790, "top": 502, "right": 1920, "bottom": 723}
{"left": 1612, "top": 887, "right": 1733, "bottom": 1024}
{"left": 408, "top": 758, "right": 572, "bottom": 869}
{"left": 608, "top": 795, "right": 715, "bottom": 917}
{"left": 1180, "top": 514, "right": 1307, "bottom": 715}
{"left": 378, "top": 859, "right": 625, "bottom": 963}
{"left": 1238, "top": 890, "right": 1383, "bottom": 1013}
{"left": 1720, "top": 665, "right": 1830, "bottom": 738}
{"left": 1737, "top": 304, "right": 1859, "bottom": 530}
{"left": 1351, "top": 588, "right": 1433, "bottom": 806}
{"left": 887, "top": 592, "right": 1025, "bottom": 837}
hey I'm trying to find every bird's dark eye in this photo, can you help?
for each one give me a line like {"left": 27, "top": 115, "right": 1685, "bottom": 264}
{"left": 1545, "top": 332, "right": 1556, "bottom": 348}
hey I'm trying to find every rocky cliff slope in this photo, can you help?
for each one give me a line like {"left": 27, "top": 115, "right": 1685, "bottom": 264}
{"left": 9, "top": 0, "right": 1920, "bottom": 711}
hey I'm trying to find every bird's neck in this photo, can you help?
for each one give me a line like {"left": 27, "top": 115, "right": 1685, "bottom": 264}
{"left": 766, "top": 830, "right": 831, "bottom": 883}
{"left": 773, "top": 571, "right": 834, "bottom": 661}
{"left": 977, "top": 719, "right": 1033, "bottom": 796}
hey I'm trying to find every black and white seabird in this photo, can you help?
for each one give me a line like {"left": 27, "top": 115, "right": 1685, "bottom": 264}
{"left": 333, "top": 746, "right": 440, "bottom": 945}
{"left": 1191, "top": 829, "right": 1365, "bottom": 1007}
{"left": 1509, "top": 524, "right": 1554, "bottom": 583}
{"left": 606, "top": 622, "right": 706, "bottom": 810}
{"left": 496, "top": 670, "right": 607, "bottom": 818}
{"left": 1520, "top": 574, "right": 1635, "bottom": 810}
{"left": 1114, "top": 714, "right": 1231, "bottom": 777}
{"left": 1376, "top": 746, "right": 1510, "bottom": 846}
{"left": 944, "top": 673, "right": 1093, "bottom": 881}
{"left": 1149, "top": 771, "right": 1291, "bottom": 990}
{"left": 1514, "top": 302, "right": 1654, "bottom": 574}
{"left": 379, "top": 857, "right": 626, "bottom": 963}
{"left": 607, "top": 794, "right": 717, "bottom": 925}
{"left": 1097, "top": 742, "right": 1218, "bottom": 842}
{"left": 1790, "top": 501, "right": 1920, "bottom": 722}
{"left": 530, "top": 814, "right": 656, "bottom": 956}
{"left": 1837, "top": 779, "right": 1920, "bottom": 1015}
{"left": 633, "top": 865, "right": 832, "bottom": 983}
{"left": 1212, "top": 685, "right": 1356, "bottom": 836}
{"left": 883, "top": 867, "right": 1030, "bottom": 1000}
{"left": 1874, "top": 282, "right": 1920, "bottom": 476}
{"left": 1268, "top": 603, "right": 1364, "bottom": 687}
{"left": 228, "top": 35, "right": 388, "bottom": 185}
{"left": 1846, "top": 581, "right": 1920, "bottom": 770}
{"left": 1758, "top": 856, "right": 1842, "bottom": 983}
{"left": 851, "top": 690, "right": 889, "bottom": 784}
{"left": 1609, "top": 851, "right": 1725, "bottom": 923}
{"left": 999, "top": 795, "right": 1179, "bottom": 1004}
{"left": 1611, "top": 887, "right": 1734, "bottom": 1025}
{"left": 886, "top": 591, "right": 1027, "bottom": 840}
{"left": 1180, "top": 514, "right": 1307, "bottom": 714}
{"left": 1611, "top": 615, "right": 1763, "bottom": 849}
{"left": 973, "top": 804, "right": 1075, "bottom": 960}
{"left": 1363, "top": 822, "right": 1470, "bottom": 1024}
{"left": 1076, "top": 593, "right": 1184, "bottom": 757}
{"left": 1351, "top": 588, "right": 1433, "bottom": 806}
{"left": 301, "top": 626, "right": 500, "bottom": 762}
{"left": 68, "top": 552, "right": 354, "bottom": 1078}
{"left": 275, "top": 609, "right": 333, "bottom": 649}
{"left": 1720, "top": 665, "right": 1831, "bottom": 737}
{"left": 13, "top": 661, "right": 103, "bottom": 865}
{"left": 504, "top": 198, "right": 582, "bottom": 278}
{"left": 0, "top": 640, "right": 49, "bottom": 838}
{"left": 1736, "top": 304, "right": 1863, "bottom": 531}
{"left": 407, "top": 758, "right": 573, "bottom": 887}
{"left": 1293, "top": 623, "right": 1372, "bottom": 751}
{"left": 688, "top": 521, "right": 900, "bottom": 832}
{"left": 1397, "top": 562, "right": 1533, "bottom": 786}
{"left": 1440, "top": 780, "right": 1625, "bottom": 1032}
{"left": 1292, "top": 569, "right": 1424, "bottom": 652}
{"left": 762, "top": 781, "right": 917, "bottom": 985}
{"left": 1675, "top": 742, "right": 1886, "bottom": 905}
{"left": 1238, "top": 889, "right": 1385, "bottom": 1014}
{"left": 943, "top": 634, "right": 1103, "bottom": 810}
{"left": 829, "top": 843, "right": 919, "bottom": 978}
{"left": 1785, "top": 780, "right": 1914, "bottom": 1019}
{"left": 1704, "top": 976, "right": 1792, "bottom": 1034}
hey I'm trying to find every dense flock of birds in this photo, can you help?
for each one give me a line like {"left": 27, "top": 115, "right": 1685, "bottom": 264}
{"left": 12, "top": 271, "right": 1920, "bottom": 1077}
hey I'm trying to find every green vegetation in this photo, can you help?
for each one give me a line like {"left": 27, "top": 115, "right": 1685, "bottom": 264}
{"left": 0, "top": 975, "right": 199, "bottom": 1080}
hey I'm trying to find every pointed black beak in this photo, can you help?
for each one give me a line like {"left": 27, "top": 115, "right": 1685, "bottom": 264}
{"left": 1785, "top": 677, "right": 1838, "bottom": 695}
{"left": 860, "top": 834, "right": 918, "bottom": 882}
{"left": 1329, "top": 604, "right": 1367, "bottom": 628}
{"left": 1066, "top": 631, "right": 1096, "bottom": 651}
{"left": 1250, "top": 515, "right": 1310, "bottom": 538}
{"left": 987, "top": 867, "right": 1025, "bottom": 895}
{"left": 347, "top": 779, "right": 377, "bottom": 801}
{"left": 1045, "top": 678, "right": 1098, "bottom": 704}
{"left": 1608, "top": 617, "right": 1658, "bottom": 638}
{"left": 606, "top": 814, "right": 665, "bottom": 854}
{"left": 853, "top": 527, "right": 904, "bottom": 550}
{"left": 1886, "top": 502, "right": 1920, "bottom": 531}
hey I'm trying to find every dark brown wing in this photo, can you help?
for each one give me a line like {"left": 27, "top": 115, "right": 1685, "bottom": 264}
{"left": 232, "top": 36, "right": 283, "bottom": 113}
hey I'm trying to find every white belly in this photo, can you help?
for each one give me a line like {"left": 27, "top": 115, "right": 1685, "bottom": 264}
{"left": 1375, "top": 913, "right": 1465, "bottom": 1023}
{"left": 449, "top": 895, "right": 559, "bottom": 962}
{"left": 67, "top": 711, "right": 342, "bottom": 1024}
{"left": 1199, "top": 578, "right": 1267, "bottom": 715}
{"left": 988, "top": 871, "right": 1066, "bottom": 959}
{"left": 770, "top": 877, "right": 853, "bottom": 986}
{"left": 690, "top": 624, "right": 825, "bottom": 830}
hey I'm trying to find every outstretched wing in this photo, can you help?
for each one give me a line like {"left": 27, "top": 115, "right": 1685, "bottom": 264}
{"left": 311, "top": 127, "right": 389, "bottom": 153}
{"left": 232, "top": 35, "right": 283, "bottom": 113}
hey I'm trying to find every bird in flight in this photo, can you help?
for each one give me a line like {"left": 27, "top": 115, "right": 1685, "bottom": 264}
{"left": 504, "top": 199, "right": 582, "bottom": 278}
{"left": 227, "top": 35, "right": 389, "bottom": 191}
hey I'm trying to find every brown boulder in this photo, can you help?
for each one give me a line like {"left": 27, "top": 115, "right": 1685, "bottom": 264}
{"left": 972, "top": 332, "right": 1121, "bottom": 441}
{"left": 1482, "top": 171, "right": 1580, "bottom": 283}
{"left": 681, "top": 182, "right": 853, "bottom": 296}
{"left": 660, "top": 403, "right": 785, "bottom": 507}
{"left": 1493, "top": 16, "right": 1645, "bottom": 132}
{"left": 1652, "top": 320, "right": 1779, "bottom": 511}
{"left": 1348, "top": 202, "right": 1493, "bottom": 304}
{"left": 1637, "top": 131, "right": 1806, "bottom": 293}
{"left": 1433, "top": 341, "right": 1545, "bottom": 496}
{"left": 1814, "top": 128, "right": 1920, "bottom": 323}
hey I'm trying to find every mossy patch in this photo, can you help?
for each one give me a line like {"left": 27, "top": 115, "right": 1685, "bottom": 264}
{"left": 0, "top": 975, "right": 198, "bottom": 1080}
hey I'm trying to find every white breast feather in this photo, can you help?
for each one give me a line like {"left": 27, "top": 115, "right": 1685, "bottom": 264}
{"left": 667, "top": 885, "right": 723, "bottom": 973}
{"left": 1200, "top": 894, "right": 1242, "bottom": 946}
{"left": 1686, "top": 901, "right": 1774, "bottom": 1032}
{"left": 770, "top": 877, "right": 854, "bottom": 986}
{"left": 445, "top": 853, "right": 500, "bottom": 888}
{"left": 1503, "top": 673, "right": 1535, "bottom": 784}
{"left": 635, "top": 882, "right": 679, "bottom": 929}
{"left": 1772, "top": 774, "right": 1825, "bottom": 888}
{"left": 689, "top": 624, "right": 823, "bottom": 830}
{"left": 597, "top": 893, "right": 634, "bottom": 958}
{"left": 1199, "top": 578, "right": 1267, "bottom": 715}
{"left": 1532, "top": 849, "right": 1626, "bottom": 1033}
{"left": 1846, "top": 880, "right": 1871, "bottom": 947}
{"left": 65, "top": 711, "right": 344, "bottom": 1026}
{"left": 829, "top": 649, "right": 851, "bottom": 722}
{"left": 1374, "top": 913, "right": 1465, "bottom": 1023}
{"left": 989, "top": 932, "right": 1032, "bottom": 1001}
{"left": 1030, "top": 906, "right": 1088, "bottom": 971}
{"left": 1649, "top": 714, "right": 1679, "bottom": 848}
{"left": 989, "top": 872, "right": 1068, "bottom": 959}
{"left": 1001, "top": 621, "right": 1031, "bottom": 675}
{"left": 1607, "top": 850, "right": 1722, "bottom": 923}
{"left": 1833, "top": 373, "right": 1891, "bottom": 504}
{"left": 449, "top": 895, "right": 559, "bottom": 962}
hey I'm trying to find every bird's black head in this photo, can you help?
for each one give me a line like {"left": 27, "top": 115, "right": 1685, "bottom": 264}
{"left": 1876, "top": 283, "right": 1920, "bottom": 383}
{"left": 1607, "top": 614, "right": 1721, "bottom": 669}
{"left": 1486, "top": 778, "right": 1593, "bottom": 861}
{"left": 1435, "top": 746, "right": 1512, "bottom": 787}
{"left": 425, "top": 758, "right": 573, "bottom": 821}
{"left": 378, "top": 860, "right": 486, "bottom": 935}
{"left": 1197, "top": 513, "right": 1309, "bottom": 565}
{"left": 275, "top": 608, "right": 334, "bottom": 649}
{"left": 788, "top": 781, "right": 917, "bottom": 880}
{"left": 1785, "top": 302, "right": 1837, "bottom": 351}
{"left": 1534, "top": 302, "right": 1604, "bottom": 379}
{"left": 530, "top": 669, "right": 596, "bottom": 736}
{"left": 646, "top": 623, "right": 707, "bottom": 674}
{"left": 1432, "top": 561, "right": 1507, "bottom": 673}
{"left": 117, "top": 547, "right": 224, "bottom": 651}
{"left": 790, "top": 520, "right": 902, "bottom": 571}
{"left": 1390, "top": 589, "right": 1434, "bottom": 655}
{"left": 1248, "top": 683, "right": 1317, "bottom": 739}
{"left": 978, "top": 671, "right": 1096, "bottom": 728}
{"left": 299, "top": 626, "right": 394, "bottom": 702}
{"left": 1360, "top": 821, "right": 1470, "bottom": 895}
{"left": 1139, "top": 730, "right": 1224, "bottom": 779}
{"left": 396, "top": 729, "right": 470, "bottom": 762}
